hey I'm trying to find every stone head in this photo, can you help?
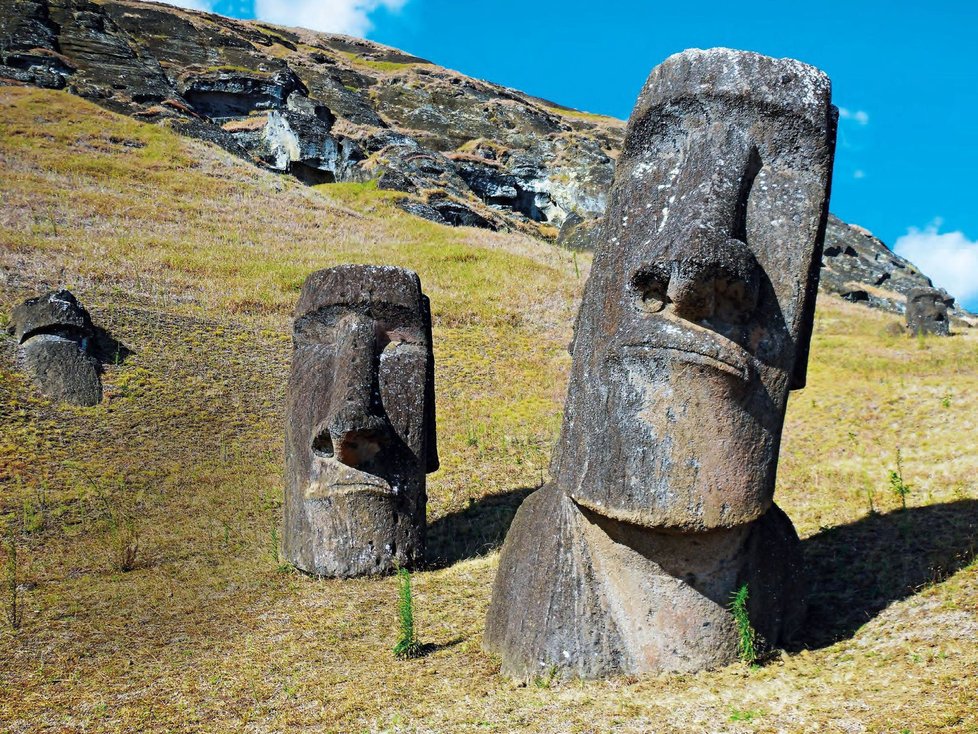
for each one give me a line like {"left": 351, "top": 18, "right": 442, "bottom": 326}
{"left": 906, "top": 287, "right": 952, "bottom": 336}
{"left": 553, "top": 49, "right": 837, "bottom": 531}
{"left": 284, "top": 264, "right": 438, "bottom": 577}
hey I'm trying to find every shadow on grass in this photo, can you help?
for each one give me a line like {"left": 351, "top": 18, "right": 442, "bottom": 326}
{"left": 426, "top": 486, "right": 536, "bottom": 570}
{"left": 797, "top": 499, "right": 978, "bottom": 649}
{"left": 427, "top": 489, "right": 977, "bottom": 651}
{"left": 90, "top": 324, "right": 135, "bottom": 366}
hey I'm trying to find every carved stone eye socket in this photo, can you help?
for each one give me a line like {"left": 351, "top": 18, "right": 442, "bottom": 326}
{"left": 632, "top": 271, "right": 671, "bottom": 314}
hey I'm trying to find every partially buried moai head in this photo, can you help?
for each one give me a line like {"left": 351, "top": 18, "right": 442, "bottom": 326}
{"left": 906, "top": 287, "right": 952, "bottom": 336}
{"left": 284, "top": 265, "right": 438, "bottom": 578}
{"left": 552, "top": 50, "right": 837, "bottom": 532}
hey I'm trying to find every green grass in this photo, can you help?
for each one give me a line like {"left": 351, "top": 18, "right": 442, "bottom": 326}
{"left": 392, "top": 567, "right": 422, "bottom": 659}
{"left": 1, "top": 87, "right": 977, "bottom": 733}
{"left": 729, "top": 584, "right": 757, "bottom": 665}
{"left": 339, "top": 50, "right": 420, "bottom": 73}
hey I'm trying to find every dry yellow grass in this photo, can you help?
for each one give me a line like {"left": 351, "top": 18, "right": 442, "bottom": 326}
{"left": 1, "top": 87, "right": 976, "bottom": 733}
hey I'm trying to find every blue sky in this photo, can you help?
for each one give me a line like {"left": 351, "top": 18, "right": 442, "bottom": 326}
{"left": 169, "top": 0, "right": 978, "bottom": 310}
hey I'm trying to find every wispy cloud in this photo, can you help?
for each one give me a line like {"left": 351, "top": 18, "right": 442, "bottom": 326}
{"left": 853, "top": 169, "right": 866, "bottom": 179}
{"left": 838, "top": 107, "right": 870, "bottom": 125}
{"left": 894, "top": 220, "right": 978, "bottom": 309}
{"left": 253, "top": 0, "right": 408, "bottom": 36}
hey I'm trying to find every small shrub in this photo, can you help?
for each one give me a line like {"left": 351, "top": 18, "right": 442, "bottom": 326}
{"left": 70, "top": 465, "right": 141, "bottom": 572}
{"left": 729, "top": 584, "right": 757, "bottom": 665}
{"left": 888, "top": 448, "right": 911, "bottom": 510}
{"left": 392, "top": 567, "right": 422, "bottom": 659}
{"left": 532, "top": 664, "right": 559, "bottom": 688}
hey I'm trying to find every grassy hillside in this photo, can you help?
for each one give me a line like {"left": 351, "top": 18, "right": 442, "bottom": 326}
{"left": 1, "top": 87, "right": 976, "bottom": 733}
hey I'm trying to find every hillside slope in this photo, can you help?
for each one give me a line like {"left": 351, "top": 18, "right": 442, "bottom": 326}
{"left": 1, "top": 87, "right": 977, "bottom": 734}
{"left": 1, "top": 0, "right": 970, "bottom": 323}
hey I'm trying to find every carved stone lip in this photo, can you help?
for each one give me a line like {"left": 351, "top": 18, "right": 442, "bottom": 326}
{"left": 304, "top": 480, "right": 394, "bottom": 500}
{"left": 619, "top": 337, "right": 753, "bottom": 381}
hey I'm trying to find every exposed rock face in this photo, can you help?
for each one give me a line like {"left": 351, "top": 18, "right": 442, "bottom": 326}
{"left": 0, "top": 0, "right": 623, "bottom": 234}
{"left": 7, "top": 289, "right": 102, "bottom": 405}
{"left": 906, "top": 287, "right": 953, "bottom": 336}
{"left": 284, "top": 265, "right": 438, "bottom": 578}
{"left": 820, "top": 215, "right": 972, "bottom": 322}
{"left": 2, "top": 1, "right": 967, "bottom": 319}
{"left": 485, "top": 49, "right": 837, "bottom": 679}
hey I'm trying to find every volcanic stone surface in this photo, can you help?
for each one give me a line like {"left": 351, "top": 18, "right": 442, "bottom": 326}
{"left": 284, "top": 265, "right": 438, "bottom": 578}
{"left": 7, "top": 289, "right": 102, "bottom": 406}
{"left": 485, "top": 48, "right": 837, "bottom": 679}
{"left": 906, "top": 287, "right": 953, "bottom": 336}
{"left": 1, "top": 0, "right": 970, "bottom": 323}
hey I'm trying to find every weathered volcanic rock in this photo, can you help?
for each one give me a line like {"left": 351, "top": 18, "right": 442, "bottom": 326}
{"left": 284, "top": 265, "right": 439, "bottom": 578}
{"left": 20, "top": 333, "right": 102, "bottom": 405}
{"left": 485, "top": 48, "right": 836, "bottom": 679}
{"left": 0, "top": 0, "right": 624, "bottom": 235}
{"left": 906, "top": 287, "right": 953, "bottom": 336}
{"left": 1, "top": 0, "right": 968, "bottom": 319}
{"left": 8, "top": 289, "right": 102, "bottom": 406}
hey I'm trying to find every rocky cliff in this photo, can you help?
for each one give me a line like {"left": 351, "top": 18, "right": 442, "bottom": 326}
{"left": 1, "top": 0, "right": 970, "bottom": 321}
{"left": 0, "top": 0, "right": 622, "bottom": 235}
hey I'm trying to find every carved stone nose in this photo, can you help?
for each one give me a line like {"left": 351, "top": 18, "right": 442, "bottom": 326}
{"left": 312, "top": 420, "right": 388, "bottom": 469}
{"left": 666, "top": 263, "right": 716, "bottom": 322}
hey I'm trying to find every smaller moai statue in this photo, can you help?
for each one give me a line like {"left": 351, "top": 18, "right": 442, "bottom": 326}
{"left": 7, "top": 289, "right": 102, "bottom": 406}
{"left": 906, "top": 287, "right": 953, "bottom": 336}
{"left": 284, "top": 265, "right": 438, "bottom": 578}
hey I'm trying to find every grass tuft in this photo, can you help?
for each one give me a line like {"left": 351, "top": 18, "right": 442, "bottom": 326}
{"left": 393, "top": 567, "right": 423, "bottom": 659}
{"left": 730, "top": 584, "right": 757, "bottom": 665}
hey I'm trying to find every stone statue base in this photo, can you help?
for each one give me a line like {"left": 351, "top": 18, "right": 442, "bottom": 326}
{"left": 484, "top": 484, "right": 806, "bottom": 679}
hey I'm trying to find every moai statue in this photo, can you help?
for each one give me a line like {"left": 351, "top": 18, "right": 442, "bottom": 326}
{"left": 906, "top": 287, "right": 953, "bottom": 336}
{"left": 485, "top": 49, "right": 837, "bottom": 678}
{"left": 7, "top": 289, "right": 102, "bottom": 406}
{"left": 284, "top": 265, "right": 438, "bottom": 578}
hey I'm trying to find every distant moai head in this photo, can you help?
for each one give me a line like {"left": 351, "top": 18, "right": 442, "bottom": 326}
{"left": 552, "top": 50, "right": 837, "bottom": 531}
{"left": 906, "top": 287, "right": 952, "bottom": 336}
{"left": 284, "top": 265, "right": 438, "bottom": 577}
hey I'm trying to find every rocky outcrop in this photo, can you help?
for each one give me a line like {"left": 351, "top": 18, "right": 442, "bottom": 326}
{"left": 1, "top": 0, "right": 970, "bottom": 319}
{"left": 820, "top": 215, "right": 959, "bottom": 317}
{"left": 0, "top": 0, "right": 623, "bottom": 235}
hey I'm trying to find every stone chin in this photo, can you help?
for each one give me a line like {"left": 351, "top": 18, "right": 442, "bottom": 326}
{"left": 564, "top": 343, "right": 784, "bottom": 532}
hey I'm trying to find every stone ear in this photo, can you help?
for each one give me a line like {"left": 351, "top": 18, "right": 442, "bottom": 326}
{"left": 421, "top": 294, "right": 440, "bottom": 472}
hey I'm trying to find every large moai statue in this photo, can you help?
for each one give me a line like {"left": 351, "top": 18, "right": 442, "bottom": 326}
{"left": 284, "top": 265, "right": 438, "bottom": 578}
{"left": 906, "top": 287, "right": 953, "bottom": 336}
{"left": 485, "top": 49, "right": 837, "bottom": 678}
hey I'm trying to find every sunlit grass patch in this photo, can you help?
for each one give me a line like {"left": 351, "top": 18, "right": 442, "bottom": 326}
{"left": 0, "top": 86, "right": 976, "bottom": 733}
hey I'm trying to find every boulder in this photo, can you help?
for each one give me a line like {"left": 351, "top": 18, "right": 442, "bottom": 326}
{"left": 485, "top": 48, "right": 837, "bottom": 678}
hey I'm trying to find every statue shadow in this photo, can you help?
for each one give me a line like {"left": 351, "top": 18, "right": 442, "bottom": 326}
{"left": 796, "top": 499, "right": 978, "bottom": 650}
{"left": 89, "top": 325, "right": 135, "bottom": 367}
{"left": 425, "top": 487, "right": 536, "bottom": 570}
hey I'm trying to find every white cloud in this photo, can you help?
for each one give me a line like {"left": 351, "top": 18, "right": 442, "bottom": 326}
{"left": 894, "top": 221, "right": 978, "bottom": 309}
{"left": 253, "top": 0, "right": 408, "bottom": 36}
{"left": 838, "top": 107, "right": 870, "bottom": 125}
{"left": 154, "top": 0, "right": 216, "bottom": 11}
